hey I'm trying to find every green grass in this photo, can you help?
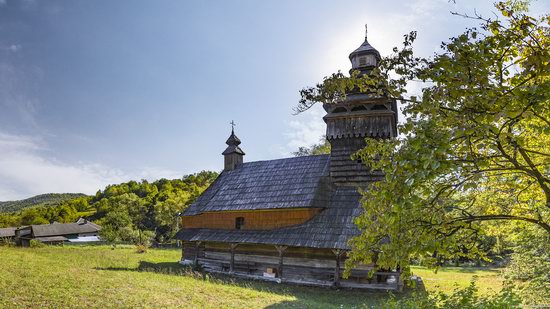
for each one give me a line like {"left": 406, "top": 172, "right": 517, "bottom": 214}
{"left": 0, "top": 246, "right": 503, "bottom": 308}
{"left": 411, "top": 266, "right": 503, "bottom": 295}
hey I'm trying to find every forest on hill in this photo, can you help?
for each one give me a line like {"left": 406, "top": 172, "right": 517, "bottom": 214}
{"left": 0, "top": 193, "right": 87, "bottom": 213}
{"left": 0, "top": 171, "right": 218, "bottom": 243}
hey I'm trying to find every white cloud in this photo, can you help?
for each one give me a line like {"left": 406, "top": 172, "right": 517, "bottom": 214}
{"left": 0, "top": 132, "right": 182, "bottom": 201}
{"left": 0, "top": 44, "right": 22, "bottom": 53}
{"left": 8, "top": 44, "right": 21, "bottom": 52}
{"left": 282, "top": 105, "right": 326, "bottom": 156}
{"left": 135, "top": 167, "right": 183, "bottom": 181}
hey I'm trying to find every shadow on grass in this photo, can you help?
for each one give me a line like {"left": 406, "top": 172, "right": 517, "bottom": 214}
{"left": 96, "top": 260, "right": 427, "bottom": 308}
{"left": 95, "top": 261, "right": 191, "bottom": 275}
{"left": 433, "top": 267, "right": 502, "bottom": 274}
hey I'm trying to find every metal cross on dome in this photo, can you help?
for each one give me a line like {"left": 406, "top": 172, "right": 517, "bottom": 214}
{"left": 230, "top": 120, "right": 236, "bottom": 131}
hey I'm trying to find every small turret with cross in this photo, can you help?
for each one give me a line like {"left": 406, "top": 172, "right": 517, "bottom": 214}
{"left": 222, "top": 120, "right": 245, "bottom": 171}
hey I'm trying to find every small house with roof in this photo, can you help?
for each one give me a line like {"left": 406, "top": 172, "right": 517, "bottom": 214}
{"left": 0, "top": 227, "right": 16, "bottom": 243}
{"left": 15, "top": 219, "right": 101, "bottom": 247}
{"left": 176, "top": 26, "right": 401, "bottom": 290}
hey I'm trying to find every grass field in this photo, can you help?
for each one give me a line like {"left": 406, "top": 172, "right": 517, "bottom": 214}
{"left": 411, "top": 266, "right": 503, "bottom": 295}
{"left": 0, "top": 246, "right": 503, "bottom": 308}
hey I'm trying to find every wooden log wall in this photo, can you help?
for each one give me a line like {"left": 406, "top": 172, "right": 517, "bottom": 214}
{"left": 181, "top": 241, "right": 399, "bottom": 289}
{"left": 181, "top": 208, "right": 322, "bottom": 230}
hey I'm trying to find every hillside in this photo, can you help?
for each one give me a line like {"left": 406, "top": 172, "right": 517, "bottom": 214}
{"left": 0, "top": 193, "right": 87, "bottom": 213}
{"left": 0, "top": 171, "right": 218, "bottom": 239}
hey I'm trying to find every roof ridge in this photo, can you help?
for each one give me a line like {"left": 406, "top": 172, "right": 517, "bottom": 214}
{"left": 240, "top": 154, "right": 329, "bottom": 166}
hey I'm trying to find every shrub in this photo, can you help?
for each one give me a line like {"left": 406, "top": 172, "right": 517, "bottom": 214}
{"left": 0, "top": 237, "right": 14, "bottom": 247}
{"left": 135, "top": 243, "right": 148, "bottom": 254}
{"left": 29, "top": 239, "right": 46, "bottom": 248}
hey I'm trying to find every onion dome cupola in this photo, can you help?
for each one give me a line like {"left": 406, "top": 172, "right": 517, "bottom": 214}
{"left": 349, "top": 24, "right": 381, "bottom": 75}
{"left": 222, "top": 123, "right": 245, "bottom": 171}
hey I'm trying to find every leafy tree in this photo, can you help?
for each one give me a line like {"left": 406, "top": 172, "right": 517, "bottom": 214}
{"left": 503, "top": 224, "right": 549, "bottom": 305}
{"left": 98, "top": 208, "right": 133, "bottom": 243}
{"left": 293, "top": 136, "right": 331, "bottom": 157}
{"left": 0, "top": 214, "right": 18, "bottom": 228}
{"left": 154, "top": 190, "right": 192, "bottom": 242}
{"left": 0, "top": 172, "right": 217, "bottom": 242}
{"left": 297, "top": 1, "right": 549, "bottom": 277}
{"left": 89, "top": 172, "right": 217, "bottom": 242}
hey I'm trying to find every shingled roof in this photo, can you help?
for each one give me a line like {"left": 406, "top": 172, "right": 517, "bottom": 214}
{"left": 178, "top": 184, "right": 364, "bottom": 250}
{"left": 31, "top": 222, "right": 100, "bottom": 237}
{"left": 184, "top": 155, "right": 332, "bottom": 215}
{"left": 0, "top": 227, "right": 16, "bottom": 238}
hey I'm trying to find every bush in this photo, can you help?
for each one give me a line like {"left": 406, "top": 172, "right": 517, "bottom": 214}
{"left": 0, "top": 237, "right": 14, "bottom": 247}
{"left": 135, "top": 243, "right": 148, "bottom": 254}
{"left": 29, "top": 239, "right": 46, "bottom": 248}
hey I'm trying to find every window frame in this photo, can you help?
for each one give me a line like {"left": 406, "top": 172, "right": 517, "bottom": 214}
{"left": 235, "top": 217, "right": 245, "bottom": 230}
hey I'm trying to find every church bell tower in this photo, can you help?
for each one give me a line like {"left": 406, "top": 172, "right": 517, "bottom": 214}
{"left": 324, "top": 25, "right": 398, "bottom": 186}
{"left": 222, "top": 123, "right": 245, "bottom": 171}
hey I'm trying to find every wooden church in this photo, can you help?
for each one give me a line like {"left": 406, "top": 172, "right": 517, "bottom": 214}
{"left": 176, "top": 26, "right": 401, "bottom": 290}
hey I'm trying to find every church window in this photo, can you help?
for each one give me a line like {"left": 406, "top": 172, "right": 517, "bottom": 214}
{"left": 235, "top": 217, "right": 245, "bottom": 230}
{"left": 365, "top": 55, "right": 376, "bottom": 66}
{"left": 351, "top": 105, "right": 367, "bottom": 112}
{"left": 332, "top": 107, "right": 347, "bottom": 113}
{"left": 371, "top": 104, "right": 388, "bottom": 110}
{"left": 359, "top": 56, "right": 367, "bottom": 66}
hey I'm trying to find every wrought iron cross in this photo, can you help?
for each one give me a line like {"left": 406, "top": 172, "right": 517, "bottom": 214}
{"left": 230, "top": 120, "right": 236, "bottom": 131}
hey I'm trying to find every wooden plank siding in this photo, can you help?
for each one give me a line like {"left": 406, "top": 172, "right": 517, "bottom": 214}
{"left": 181, "top": 241, "right": 402, "bottom": 291}
{"left": 328, "top": 137, "right": 383, "bottom": 186}
{"left": 181, "top": 208, "right": 323, "bottom": 230}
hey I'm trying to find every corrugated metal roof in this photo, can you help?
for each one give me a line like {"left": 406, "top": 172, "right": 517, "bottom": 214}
{"left": 68, "top": 236, "right": 101, "bottom": 242}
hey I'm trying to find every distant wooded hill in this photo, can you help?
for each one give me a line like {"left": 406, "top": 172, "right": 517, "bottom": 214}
{"left": 0, "top": 193, "right": 88, "bottom": 213}
{"left": 0, "top": 171, "right": 218, "bottom": 243}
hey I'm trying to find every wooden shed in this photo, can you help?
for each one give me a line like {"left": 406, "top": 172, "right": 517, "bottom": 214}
{"left": 0, "top": 227, "right": 16, "bottom": 243}
{"left": 15, "top": 220, "right": 101, "bottom": 247}
{"left": 176, "top": 27, "right": 401, "bottom": 290}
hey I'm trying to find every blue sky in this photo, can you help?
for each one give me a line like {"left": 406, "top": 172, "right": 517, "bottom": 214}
{"left": 0, "top": 0, "right": 548, "bottom": 200}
